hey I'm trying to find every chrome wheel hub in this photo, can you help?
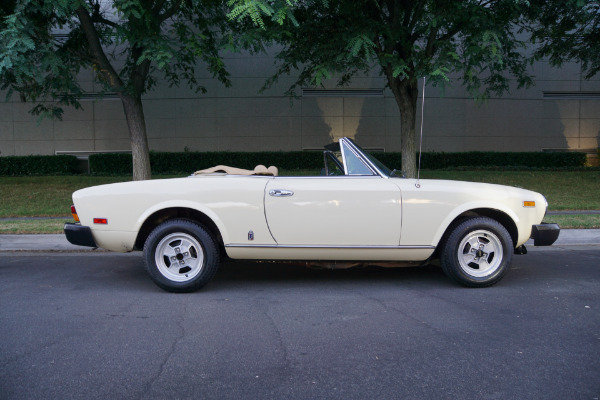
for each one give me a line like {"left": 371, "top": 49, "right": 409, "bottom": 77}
{"left": 155, "top": 233, "right": 204, "bottom": 282}
{"left": 457, "top": 230, "right": 503, "bottom": 278}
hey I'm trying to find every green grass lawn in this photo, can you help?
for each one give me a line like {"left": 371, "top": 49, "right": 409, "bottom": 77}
{"left": 0, "top": 176, "right": 134, "bottom": 218}
{"left": 544, "top": 214, "right": 600, "bottom": 229}
{"left": 0, "top": 218, "right": 68, "bottom": 234}
{"left": 1, "top": 170, "right": 599, "bottom": 233}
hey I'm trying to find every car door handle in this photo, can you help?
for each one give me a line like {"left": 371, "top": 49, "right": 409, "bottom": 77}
{"left": 269, "top": 189, "right": 294, "bottom": 197}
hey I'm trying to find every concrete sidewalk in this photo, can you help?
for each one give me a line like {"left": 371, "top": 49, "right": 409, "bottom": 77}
{"left": 1, "top": 230, "right": 599, "bottom": 252}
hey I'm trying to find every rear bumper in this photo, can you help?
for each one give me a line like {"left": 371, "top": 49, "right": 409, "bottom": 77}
{"left": 64, "top": 223, "right": 97, "bottom": 248}
{"left": 531, "top": 223, "right": 560, "bottom": 246}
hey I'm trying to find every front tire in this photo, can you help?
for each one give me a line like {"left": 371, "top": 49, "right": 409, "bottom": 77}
{"left": 440, "top": 217, "right": 513, "bottom": 288}
{"left": 143, "top": 219, "right": 220, "bottom": 293}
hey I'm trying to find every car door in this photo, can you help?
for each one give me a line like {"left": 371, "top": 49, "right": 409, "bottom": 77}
{"left": 264, "top": 177, "right": 402, "bottom": 246}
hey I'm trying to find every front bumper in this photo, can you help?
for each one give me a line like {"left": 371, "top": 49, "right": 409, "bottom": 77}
{"left": 531, "top": 223, "right": 560, "bottom": 246}
{"left": 64, "top": 223, "right": 97, "bottom": 248}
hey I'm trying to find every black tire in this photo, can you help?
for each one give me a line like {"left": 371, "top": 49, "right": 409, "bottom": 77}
{"left": 440, "top": 217, "right": 513, "bottom": 288}
{"left": 143, "top": 219, "right": 220, "bottom": 293}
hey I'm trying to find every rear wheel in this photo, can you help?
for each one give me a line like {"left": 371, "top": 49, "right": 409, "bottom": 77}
{"left": 143, "top": 219, "right": 220, "bottom": 293}
{"left": 440, "top": 217, "right": 513, "bottom": 287}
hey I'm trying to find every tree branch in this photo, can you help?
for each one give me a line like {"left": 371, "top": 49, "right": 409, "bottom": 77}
{"left": 437, "top": 25, "right": 462, "bottom": 44}
{"left": 407, "top": 0, "right": 426, "bottom": 32}
{"left": 425, "top": 27, "right": 438, "bottom": 59}
{"left": 152, "top": 0, "right": 168, "bottom": 17}
{"left": 90, "top": 13, "right": 119, "bottom": 29}
{"left": 75, "top": 6, "right": 124, "bottom": 90}
{"left": 129, "top": 44, "right": 152, "bottom": 95}
{"left": 158, "top": 0, "right": 183, "bottom": 23}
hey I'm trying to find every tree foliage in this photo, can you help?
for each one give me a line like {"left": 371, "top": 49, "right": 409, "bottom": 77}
{"left": 1, "top": 0, "right": 231, "bottom": 180}
{"left": 227, "top": 0, "right": 298, "bottom": 29}
{"left": 229, "top": 0, "right": 540, "bottom": 178}
{"left": 530, "top": 0, "right": 599, "bottom": 79}
{"left": 1, "top": 0, "right": 83, "bottom": 118}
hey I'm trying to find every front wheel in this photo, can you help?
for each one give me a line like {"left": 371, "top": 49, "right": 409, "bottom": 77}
{"left": 143, "top": 219, "right": 220, "bottom": 293}
{"left": 440, "top": 217, "right": 513, "bottom": 288}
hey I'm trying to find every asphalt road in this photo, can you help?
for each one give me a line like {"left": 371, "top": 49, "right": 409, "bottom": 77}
{"left": 1, "top": 249, "right": 599, "bottom": 400}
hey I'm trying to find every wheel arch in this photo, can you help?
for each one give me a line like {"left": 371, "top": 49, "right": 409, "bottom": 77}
{"left": 435, "top": 208, "right": 519, "bottom": 255}
{"left": 134, "top": 207, "right": 224, "bottom": 251}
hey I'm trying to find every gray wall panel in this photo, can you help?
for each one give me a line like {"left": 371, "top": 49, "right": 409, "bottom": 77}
{"left": 0, "top": 53, "right": 598, "bottom": 157}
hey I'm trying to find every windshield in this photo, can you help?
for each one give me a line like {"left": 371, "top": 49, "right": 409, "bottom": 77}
{"left": 350, "top": 141, "right": 395, "bottom": 177}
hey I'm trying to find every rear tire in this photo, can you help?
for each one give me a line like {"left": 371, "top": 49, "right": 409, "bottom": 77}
{"left": 143, "top": 219, "right": 220, "bottom": 293}
{"left": 440, "top": 217, "right": 513, "bottom": 288}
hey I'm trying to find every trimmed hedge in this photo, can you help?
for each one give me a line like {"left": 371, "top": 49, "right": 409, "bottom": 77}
{"left": 0, "top": 150, "right": 588, "bottom": 176}
{"left": 0, "top": 155, "right": 79, "bottom": 176}
{"left": 374, "top": 151, "right": 588, "bottom": 170}
{"left": 88, "top": 150, "right": 588, "bottom": 175}
{"left": 89, "top": 151, "right": 325, "bottom": 175}
{"left": 88, "top": 153, "right": 131, "bottom": 175}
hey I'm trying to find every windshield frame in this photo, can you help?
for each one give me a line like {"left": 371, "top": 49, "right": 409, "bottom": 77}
{"left": 341, "top": 138, "right": 395, "bottom": 178}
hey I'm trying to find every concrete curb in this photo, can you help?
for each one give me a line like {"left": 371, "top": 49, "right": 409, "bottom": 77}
{"left": 525, "top": 229, "right": 600, "bottom": 246}
{"left": 0, "top": 234, "right": 101, "bottom": 252}
{"left": 1, "top": 230, "right": 599, "bottom": 252}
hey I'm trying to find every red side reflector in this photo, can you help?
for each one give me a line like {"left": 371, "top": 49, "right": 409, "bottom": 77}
{"left": 93, "top": 218, "right": 108, "bottom": 225}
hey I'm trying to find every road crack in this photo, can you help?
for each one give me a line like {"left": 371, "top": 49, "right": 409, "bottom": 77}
{"left": 139, "top": 301, "right": 188, "bottom": 400}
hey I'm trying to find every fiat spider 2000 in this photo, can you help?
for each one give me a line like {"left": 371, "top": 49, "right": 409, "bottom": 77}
{"left": 64, "top": 137, "right": 559, "bottom": 292}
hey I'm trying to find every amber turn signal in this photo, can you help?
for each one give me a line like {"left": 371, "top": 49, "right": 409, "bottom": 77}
{"left": 70, "top": 205, "right": 80, "bottom": 222}
{"left": 523, "top": 201, "right": 535, "bottom": 207}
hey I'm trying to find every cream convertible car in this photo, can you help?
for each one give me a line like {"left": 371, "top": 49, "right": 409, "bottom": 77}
{"left": 65, "top": 137, "right": 559, "bottom": 292}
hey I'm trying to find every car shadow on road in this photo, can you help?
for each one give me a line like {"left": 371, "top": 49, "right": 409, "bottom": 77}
{"left": 209, "top": 260, "right": 452, "bottom": 291}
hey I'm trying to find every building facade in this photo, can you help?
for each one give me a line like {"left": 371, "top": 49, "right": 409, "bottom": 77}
{"left": 0, "top": 51, "right": 598, "bottom": 157}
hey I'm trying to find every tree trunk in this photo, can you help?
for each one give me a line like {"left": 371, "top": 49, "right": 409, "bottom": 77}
{"left": 121, "top": 94, "right": 152, "bottom": 181}
{"left": 76, "top": 6, "right": 152, "bottom": 181}
{"left": 390, "top": 79, "right": 419, "bottom": 178}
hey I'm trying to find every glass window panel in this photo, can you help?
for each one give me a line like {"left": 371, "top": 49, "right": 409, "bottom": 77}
{"left": 341, "top": 141, "right": 374, "bottom": 175}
